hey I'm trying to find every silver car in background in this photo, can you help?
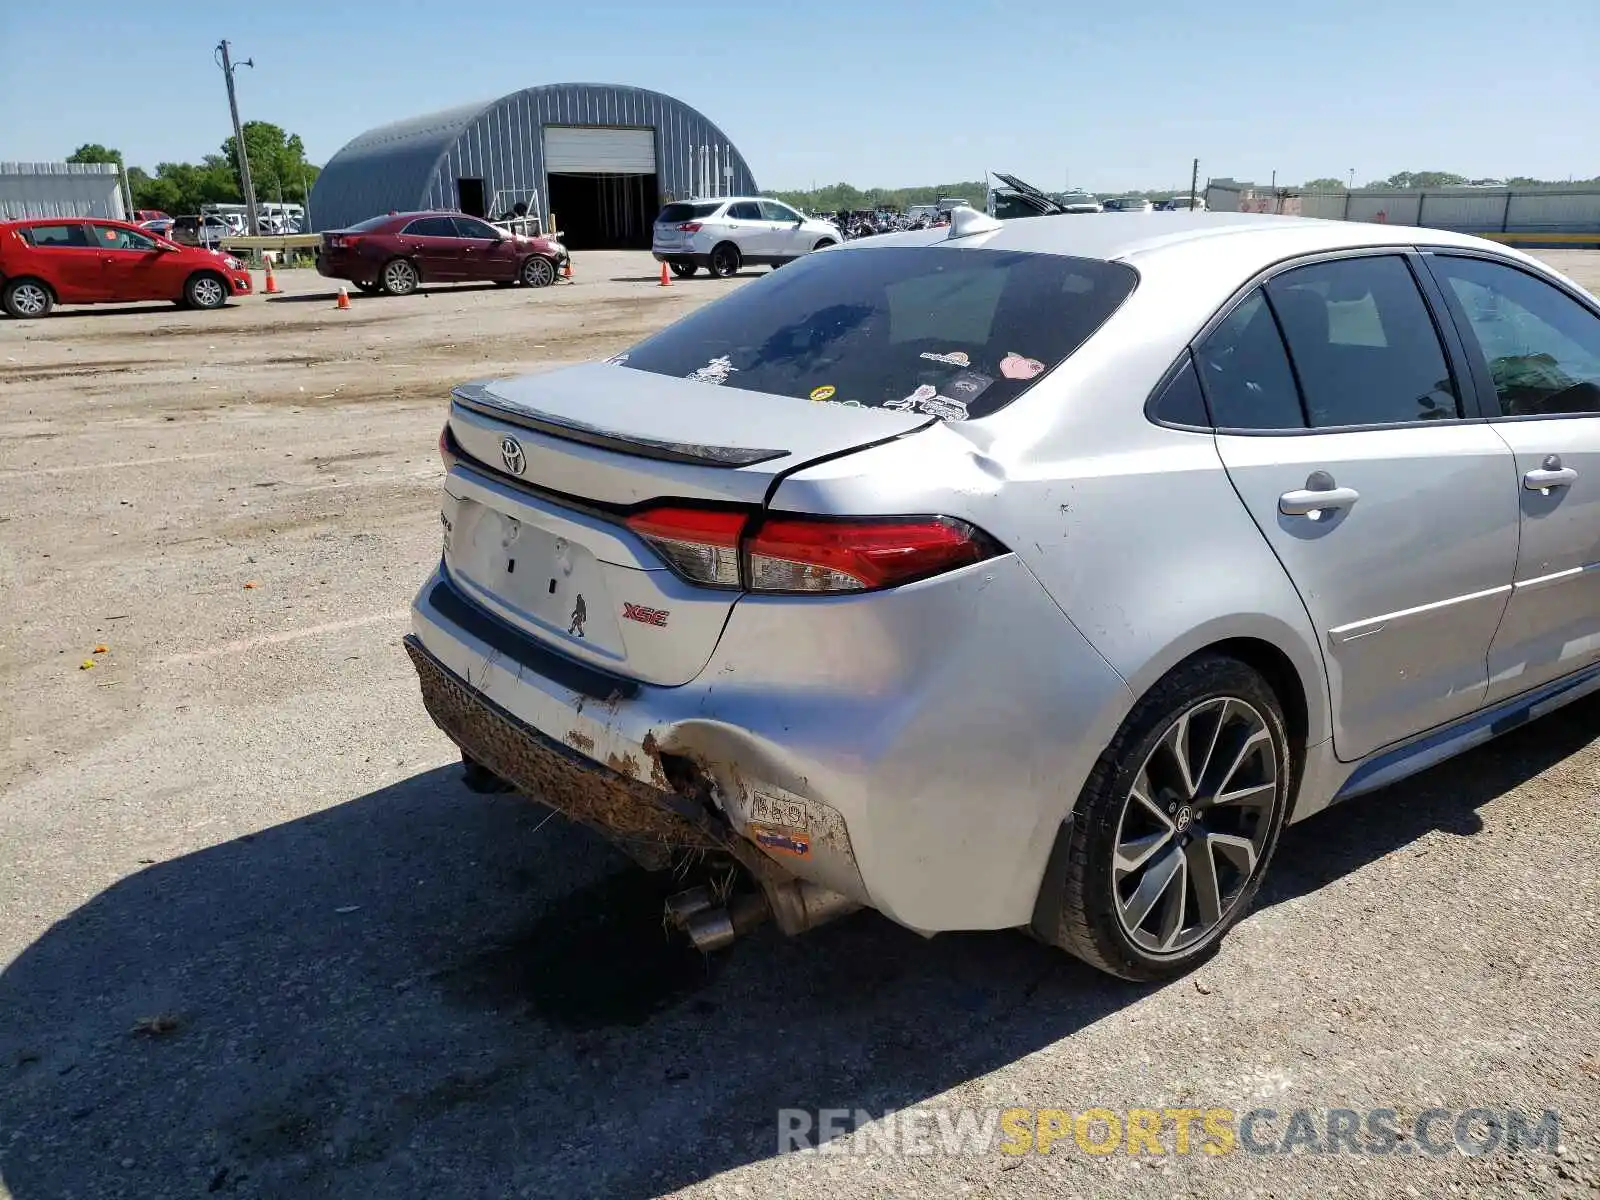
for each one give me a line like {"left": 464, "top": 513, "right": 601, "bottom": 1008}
{"left": 408, "top": 210, "right": 1600, "bottom": 980}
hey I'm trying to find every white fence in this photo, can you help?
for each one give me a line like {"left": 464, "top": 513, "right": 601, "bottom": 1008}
{"left": 1207, "top": 178, "right": 1600, "bottom": 241}
{"left": 0, "top": 162, "right": 126, "bottom": 220}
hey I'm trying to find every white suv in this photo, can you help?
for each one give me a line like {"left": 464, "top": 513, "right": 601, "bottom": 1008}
{"left": 652, "top": 197, "right": 841, "bottom": 278}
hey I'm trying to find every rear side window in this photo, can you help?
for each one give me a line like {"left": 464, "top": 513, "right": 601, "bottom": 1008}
{"left": 1428, "top": 255, "right": 1600, "bottom": 417}
{"left": 1195, "top": 291, "right": 1303, "bottom": 429}
{"left": 617, "top": 246, "right": 1137, "bottom": 420}
{"left": 402, "top": 216, "right": 458, "bottom": 237}
{"left": 22, "top": 224, "right": 91, "bottom": 248}
{"left": 727, "top": 202, "right": 763, "bottom": 221}
{"left": 657, "top": 202, "right": 721, "bottom": 224}
{"left": 1267, "top": 256, "right": 1459, "bottom": 426}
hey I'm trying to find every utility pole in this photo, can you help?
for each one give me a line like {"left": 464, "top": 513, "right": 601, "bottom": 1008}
{"left": 217, "top": 39, "right": 260, "bottom": 236}
{"left": 1189, "top": 158, "right": 1199, "bottom": 210}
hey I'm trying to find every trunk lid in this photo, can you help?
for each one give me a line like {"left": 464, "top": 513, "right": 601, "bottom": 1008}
{"left": 441, "top": 363, "right": 931, "bottom": 685}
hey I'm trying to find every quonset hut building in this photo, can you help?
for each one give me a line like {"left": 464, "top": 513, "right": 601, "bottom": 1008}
{"left": 308, "top": 84, "right": 758, "bottom": 249}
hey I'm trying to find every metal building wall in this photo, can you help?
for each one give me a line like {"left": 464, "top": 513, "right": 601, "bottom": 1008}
{"left": 0, "top": 162, "right": 125, "bottom": 220}
{"left": 308, "top": 102, "right": 489, "bottom": 232}
{"left": 422, "top": 84, "right": 757, "bottom": 221}
{"left": 309, "top": 85, "right": 757, "bottom": 232}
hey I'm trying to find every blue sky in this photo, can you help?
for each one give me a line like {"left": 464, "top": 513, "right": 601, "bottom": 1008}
{"left": 3, "top": 0, "right": 1595, "bottom": 191}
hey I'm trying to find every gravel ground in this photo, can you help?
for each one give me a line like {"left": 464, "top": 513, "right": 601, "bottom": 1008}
{"left": 1, "top": 249, "right": 1598, "bottom": 1200}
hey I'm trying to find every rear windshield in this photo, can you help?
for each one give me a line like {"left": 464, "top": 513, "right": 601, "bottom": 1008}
{"left": 345, "top": 213, "right": 399, "bottom": 232}
{"left": 657, "top": 202, "right": 722, "bottom": 224}
{"left": 616, "top": 247, "right": 1137, "bottom": 420}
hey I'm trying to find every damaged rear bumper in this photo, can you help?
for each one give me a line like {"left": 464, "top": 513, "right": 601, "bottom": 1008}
{"left": 406, "top": 636, "right": 724, "bottom": 870}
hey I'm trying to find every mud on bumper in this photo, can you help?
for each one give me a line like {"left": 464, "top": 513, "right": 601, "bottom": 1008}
{"left": 405, "top": 635, "right": 738, "bottom": 870}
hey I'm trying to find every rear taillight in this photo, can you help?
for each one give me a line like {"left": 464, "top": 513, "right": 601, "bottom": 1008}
{"left": 623, "top": 507, "right": 1002, "bottom": 594}
{"left": 677, "top": 222, "right": 702, "bottom": 233}
{"left": 747, "top": 516, "right": 998, "bottom": 592}
{"left": 624, "top": 507, "right": 745, "bottom": 588}
{"left": 327, "top": 234, "right": 361, "bottom": 250}
{"left": 438, "top": 423, "right": 458, "bottom": 470}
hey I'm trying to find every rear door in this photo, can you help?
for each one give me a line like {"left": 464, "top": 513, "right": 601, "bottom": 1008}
{"left": 451, "top": 215, "right": 519, "bottom": 281}
{"left": 1424, "top": 252, "right": 1600, "bottom": 703}
{"left": 15, "top": 222, "right": 104, "bottom": 300}
{"left": 87, "top": 223, "right": 171, "bottom": 300}
{"left": 723, "top": 201, "right": 772, "bottom": 257}
{"left": 398, "top": 216, "right": 462, "bottom": 279}
{"left": 1205, "top": 252, "right": 1520, "bottom": 761}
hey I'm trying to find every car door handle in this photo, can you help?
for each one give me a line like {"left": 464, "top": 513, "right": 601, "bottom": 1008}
{"left": 1279, "top": 482, "right": 1360, "bottom": 516}
{"left": 1524, "top": 467, "right": 1577, "bottom": 491}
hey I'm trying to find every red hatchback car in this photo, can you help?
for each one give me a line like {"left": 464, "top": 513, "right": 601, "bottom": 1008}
{"left": 0, "top": 218, "right": 253, "bottom": 318}
{"left": 316, "top": 211, "right": 568, "bottom": 295}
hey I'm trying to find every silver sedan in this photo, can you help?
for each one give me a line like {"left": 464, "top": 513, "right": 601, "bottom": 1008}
{"left": 407, "top": 210, "right": 1600, "bottom": 980}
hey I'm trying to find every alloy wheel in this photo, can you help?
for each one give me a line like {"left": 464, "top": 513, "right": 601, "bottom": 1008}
{"left": 10, "top": 283, "right": 48, "bottom": 316}
{"left": 523, "top": 257, "right": 555, "bottom": 288}
{"left": 1111, "top": 697, "right": 1280, "bottom": 954}
{"left": 384, "top": 260, "right": 417, "bottom": 294}
{"left": 192, "top": 277, "right": 226, "bottom": 308}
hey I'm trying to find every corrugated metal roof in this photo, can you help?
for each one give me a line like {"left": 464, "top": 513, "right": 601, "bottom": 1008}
{"left": 309, "top": 84, "right": 758, "bottom": 231}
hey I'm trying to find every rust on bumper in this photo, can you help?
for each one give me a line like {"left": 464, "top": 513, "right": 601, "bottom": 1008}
{"left": 405, "top": 635, "right": 732, "bottom": 870}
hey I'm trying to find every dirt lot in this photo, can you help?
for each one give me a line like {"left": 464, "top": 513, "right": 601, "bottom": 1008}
{"left": 2, "top": 249, "right": 1598, "bottom": 1200}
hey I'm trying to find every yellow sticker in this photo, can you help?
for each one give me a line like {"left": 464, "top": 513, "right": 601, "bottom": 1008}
{"left": 810, "top": 385, "right": 836, "bottom": 402}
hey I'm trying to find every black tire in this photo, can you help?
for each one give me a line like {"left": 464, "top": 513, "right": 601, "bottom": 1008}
{"left": 355, "top": 281, "right": 381, "bottom": 295}
{"left": 1032, "top": 655, "right": 1292, "bottom": 982}
{"left": 521, "top": 255, "right": 557, "bottom": 288}
{"left": 2, "top": 278, "right": 54, "bottom": 318}
{"left": 380, "top": 257, "right": 419, "bottom": 296}
{"left": 184, "top": 272, "right": 229, "bottom": 310}
{"left": 813, "top": 239, "right": 836, "bottom": 251}
{"left": 669, "top": 261, "right": 697, "bottom": 279}
{"left": 707, "top": 242, "right": 741, "bottom": 279}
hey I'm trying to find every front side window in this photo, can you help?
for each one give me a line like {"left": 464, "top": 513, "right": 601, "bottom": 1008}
{"left": 452, "top": 217, "right": 502, "bottom": 240}
{"left": 1430, "top": 256, "right": 1600, "bottom": 417}
{"left": 1267, "top": 256, "right": 1459, "bottom": 426}
{"left": 759, "top": 200, "right": 800, "bottom": 223}
{"left": 1194, "top": 290, "right": 1304, "bottom": 429}
{"left": 22, "top": 224, "right": 91, "bottom": 248}
{"left": 94, "top": 225, "right": 159, "bottom": 251}
{"left": 618, "top": 247, "right": 1137, "bottom": 420}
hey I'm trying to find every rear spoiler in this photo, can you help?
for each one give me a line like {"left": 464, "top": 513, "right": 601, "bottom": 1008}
{"left": 451, "top": 382, "right": 788, "bottom": 468}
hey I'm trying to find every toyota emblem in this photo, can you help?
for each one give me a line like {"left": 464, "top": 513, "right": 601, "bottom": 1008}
{"left": 500, "top": 435, "right": 526, "bottom": 476}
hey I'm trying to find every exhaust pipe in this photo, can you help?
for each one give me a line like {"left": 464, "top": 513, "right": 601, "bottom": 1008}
{"left": 668, "top": 889, "right": 771, "bottom": 952}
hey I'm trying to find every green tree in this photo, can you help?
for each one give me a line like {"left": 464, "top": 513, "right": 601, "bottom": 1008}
{"left": 222, "top": 121, "right": 320, "bottom": 205}
{"left": 67, "top": 143, "right": 123, "bottom": 168}
{"left": 1301, "top": 177, "right": 1346, "bottom": 191}
{"left": 1385, "top": 171, "right": 1467, "bottom": 190}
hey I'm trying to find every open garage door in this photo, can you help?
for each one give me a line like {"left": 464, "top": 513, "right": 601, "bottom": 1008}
{"left": 545, "top": 127, "right": 659, "bottom": 250}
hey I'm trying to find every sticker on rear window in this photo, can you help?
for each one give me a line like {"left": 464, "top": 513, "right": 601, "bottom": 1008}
{"left": 809, "top": 385, "right": 837, "bottom": 402}
{"left": 884, "top": 385, "right": 968, "bottom": 421}
{"left": 686, "top": 355, "right": 738, "bottom": 385}
{"left": 999, "top": 353, "right": 1045, "bottom": 380}
{"left": 919, "top": 350, "right": 970, "bottom": 367}
{"left": 946, "top": 371, "right": 993, "bottom": 399}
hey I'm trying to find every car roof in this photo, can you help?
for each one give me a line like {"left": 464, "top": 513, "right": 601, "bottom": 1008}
{"left": 845, "top": 211, "right": 1512, "bottom": 268}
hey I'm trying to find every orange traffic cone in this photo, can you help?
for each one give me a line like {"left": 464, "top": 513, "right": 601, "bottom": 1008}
{"left": 658, "top": 261, "right": 672, "bottom": 287}
{"left": 335, "top": 286, "right": 350, "bottom": 310}
{"left": 562, "top": 257, "right": 573, "bottom": 280}
{"left": 263, "top": 258, "right": 280, "bottom": 294}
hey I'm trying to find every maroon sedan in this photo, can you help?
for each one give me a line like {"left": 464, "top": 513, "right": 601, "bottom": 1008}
{"left": 316, "top": 211, "right": 567, "bottom": 295}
